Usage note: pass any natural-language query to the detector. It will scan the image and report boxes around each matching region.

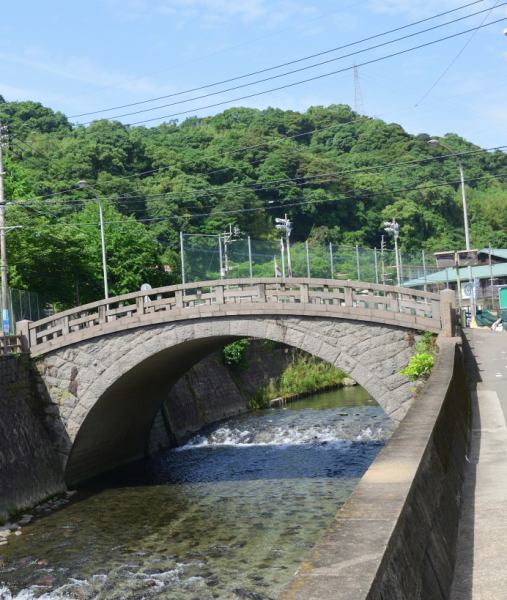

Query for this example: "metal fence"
[0,288,43,334]
[179,233,441,288]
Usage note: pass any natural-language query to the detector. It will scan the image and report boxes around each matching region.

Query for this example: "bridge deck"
[450,329,507,599]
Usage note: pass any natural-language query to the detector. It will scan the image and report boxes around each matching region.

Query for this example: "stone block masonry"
[0,355,65,522]
[36,316,416,483]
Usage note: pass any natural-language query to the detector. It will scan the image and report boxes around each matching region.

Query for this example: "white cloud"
[367,0,471,18]
[112,0,319,29]
[0,48,177,97]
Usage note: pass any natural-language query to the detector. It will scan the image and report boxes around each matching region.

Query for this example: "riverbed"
[0,386,393,600]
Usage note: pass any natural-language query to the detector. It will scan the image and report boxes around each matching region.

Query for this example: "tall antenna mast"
[353,64,365,115]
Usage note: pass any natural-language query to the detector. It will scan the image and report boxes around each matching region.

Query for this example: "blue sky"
[1,0,506,147]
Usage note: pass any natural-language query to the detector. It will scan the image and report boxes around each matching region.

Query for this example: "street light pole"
[77,180,109,300]
[0,124,8,334]
[428,139,470,251]
[275,215,293,277]
[428,138,475,320]
[384,218,401,286]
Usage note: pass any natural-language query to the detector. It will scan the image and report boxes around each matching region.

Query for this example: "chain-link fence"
[180,233,441,288]
[0,288,43,334]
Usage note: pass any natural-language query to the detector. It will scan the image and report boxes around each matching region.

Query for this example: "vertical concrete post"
[175,290,183,309]
[440,289,456,337]
[136,295,144,316]
[300,283,309,304]
[60,315,70,336]
[344,286,353,307]
[15,319,31,353]
[98,304,106,324]
[215,284,224,304]
[257,283,266,303]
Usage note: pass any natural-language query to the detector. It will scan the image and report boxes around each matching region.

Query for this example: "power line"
[9,171,507,230]
[415,0,501,106]
[5,117,368,203]
[70,0,485,119]
[8,145,507,210]
[80,6,505,124]
[71,2,360,103]
[121,18,507,127]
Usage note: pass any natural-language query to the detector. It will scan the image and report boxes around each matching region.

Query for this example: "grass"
[247,353,346,410]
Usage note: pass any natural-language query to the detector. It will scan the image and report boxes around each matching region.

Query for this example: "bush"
[223,339,250,368]
[401,352,434,380]
[279,356,345,397]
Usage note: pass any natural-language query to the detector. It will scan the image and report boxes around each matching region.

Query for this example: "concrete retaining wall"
[281,337,470,600]
[149,341,296,451]
[0,356,65,522]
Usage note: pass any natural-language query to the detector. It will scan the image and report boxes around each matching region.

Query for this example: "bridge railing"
[0,334,23,355]
[19,278,448,351]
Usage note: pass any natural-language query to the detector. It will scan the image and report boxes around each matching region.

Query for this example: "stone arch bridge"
[16,278,454,484]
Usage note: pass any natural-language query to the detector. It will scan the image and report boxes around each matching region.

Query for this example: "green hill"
[1,97,506,306]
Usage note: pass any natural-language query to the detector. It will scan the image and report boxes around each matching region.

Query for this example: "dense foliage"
[248,352,346,410]
[1,97,506,307]
[401,333,437,380]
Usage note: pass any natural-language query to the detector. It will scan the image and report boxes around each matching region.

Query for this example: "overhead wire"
[119,18,507,127]
[79,4,505,124]
[8,145,507,210]
[70,0,486,119]
[9,171,507,230]
[415,0,501,106]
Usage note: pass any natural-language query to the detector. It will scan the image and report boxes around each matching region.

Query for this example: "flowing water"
[0,386,394,600]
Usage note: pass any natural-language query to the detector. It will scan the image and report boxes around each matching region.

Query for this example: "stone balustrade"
[16,278,454,356]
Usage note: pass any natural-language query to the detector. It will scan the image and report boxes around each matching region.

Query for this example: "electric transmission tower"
[353,64,365,115]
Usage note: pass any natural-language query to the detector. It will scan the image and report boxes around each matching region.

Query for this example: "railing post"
[300,283,309,304]
[60,315,70,336]
[257,283,266,303]
[215,284,224,304]
[344,285,353,307]
[440,289,456,337]
[98,304,107,324]
[15,319,31,352]
[136,295,144,316]
[175,289,183,308]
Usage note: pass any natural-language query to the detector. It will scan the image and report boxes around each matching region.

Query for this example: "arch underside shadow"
[59,316,414,485]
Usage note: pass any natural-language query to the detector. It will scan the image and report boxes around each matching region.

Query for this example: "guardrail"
[16,278,452,353]
[0,335,23,355]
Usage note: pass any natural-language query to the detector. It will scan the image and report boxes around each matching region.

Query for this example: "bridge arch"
[37,314,415,484]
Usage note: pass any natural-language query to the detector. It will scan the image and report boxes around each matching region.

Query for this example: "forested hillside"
[1,96,506,307]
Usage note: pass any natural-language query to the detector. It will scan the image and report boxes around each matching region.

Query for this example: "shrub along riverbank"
[247,353,348,410]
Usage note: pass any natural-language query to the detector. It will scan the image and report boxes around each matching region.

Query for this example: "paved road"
[450,328,507,600]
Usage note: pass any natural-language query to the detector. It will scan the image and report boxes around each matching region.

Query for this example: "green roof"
[404,262,507,287]
[477,248,507,261]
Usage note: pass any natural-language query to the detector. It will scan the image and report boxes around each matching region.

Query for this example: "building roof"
[403,262,507,287]
[477,248,507,262]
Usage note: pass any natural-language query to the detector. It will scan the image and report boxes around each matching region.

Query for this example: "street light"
[220,223,241,278]
[428,138,470,251]
[275,215,293,277]
[383,218,401,286]
[428,138,476,319]
[77,180,109,300]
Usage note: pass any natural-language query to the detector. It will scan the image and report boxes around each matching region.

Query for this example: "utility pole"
[220,223,241,279]
[384,218,401,287]
[275,215,293,277]
[0,123,9,334]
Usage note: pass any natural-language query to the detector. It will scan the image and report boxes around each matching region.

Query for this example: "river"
[0,386,394,600]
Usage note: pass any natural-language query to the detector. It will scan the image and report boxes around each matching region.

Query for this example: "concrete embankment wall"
[281,337,470,600]
[149,341,294,450]
[0,356,65,522]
